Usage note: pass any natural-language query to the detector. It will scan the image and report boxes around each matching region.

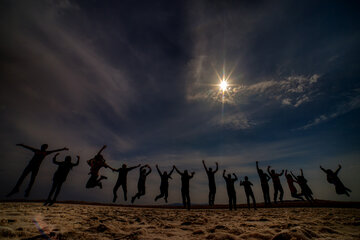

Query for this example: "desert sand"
[1,202,360,240]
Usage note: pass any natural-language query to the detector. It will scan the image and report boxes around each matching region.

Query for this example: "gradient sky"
[1,0,359,205]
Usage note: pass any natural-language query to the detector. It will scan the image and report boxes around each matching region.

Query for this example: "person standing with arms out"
[202,160,218,206]
[223,169,238,210]
[267,166,284,203]
[240,176,257,210]
[173,165,195,210]
[131,165,152,203]
[285,170,304,201]
[86,145,115,189]
[320,165,351,197]
[44,153,79,206]
[291,169,314,201]
[154,165,174,203]
[7,143,68,197]
[256,161,271,205]
[112,163,140,202]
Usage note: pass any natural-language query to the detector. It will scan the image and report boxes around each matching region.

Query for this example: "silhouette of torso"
[225,178,236,193]
[259,172,269,185]
[117,168,130,183]
[54,162,74,182]
[181,174,191,191]
[161,175,170,188]
[138,171,147,186]
[29,150,48,167]
[286,176,297,193]
[270,173,281,185]
[206,171,216,188]
[241,180,253,193]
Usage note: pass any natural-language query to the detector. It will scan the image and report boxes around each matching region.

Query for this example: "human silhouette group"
[7,143,352,209]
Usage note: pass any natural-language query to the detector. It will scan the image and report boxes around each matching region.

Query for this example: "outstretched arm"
[168,167,175,177]
[189,172,195,179]
[146,165,152,176]
[202,160,208,172]
[265,174,271,182]
[73,156,80,166]
[256,161,260,172]
[267,166,271,175]
[223,170,227,179]
[173,166,182,175]
[214,162,219,173]
[47,147,69,154]
[335,165,342,175]
[300,169,304,177]
[128,164,141,171]
[320,166,327,173]
[285,170,288,176]
[156,165,162,176]
[16,144,37,152]
[97,145,107,155]
[290,171,298,181]
[279,170,284,176]
[52,153,61,165]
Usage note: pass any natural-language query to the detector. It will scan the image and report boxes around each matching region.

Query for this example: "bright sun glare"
[220,79,228,92]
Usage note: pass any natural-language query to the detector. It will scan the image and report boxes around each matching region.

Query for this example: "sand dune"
[1,202,360,239]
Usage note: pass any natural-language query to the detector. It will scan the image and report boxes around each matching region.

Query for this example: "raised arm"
[168,167,175,177]
[128,164,141,171]
[214,162,219,173]
[320,166,327,173]
[16,144,37,152]
[202,160,208,172]
[156,165,162,176]
[173,166,182,175]
[146,165,152,176]
[189,172,195,179]
[97,145,107,155]
[47,147,69,154]
[223,170,227,179]
[290,171,298,181]
[233,173,238,181]
[300,169,304,177]
[285,170,288,176]
[256,161,260,172]
[265,173,271,181]
[52,153,61,165]
[335,164,341,175]
[279,169,284,176]
[267,166,271,175]
[72,156,80,166]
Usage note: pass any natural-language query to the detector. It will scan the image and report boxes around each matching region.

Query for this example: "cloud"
[299,91,360,130]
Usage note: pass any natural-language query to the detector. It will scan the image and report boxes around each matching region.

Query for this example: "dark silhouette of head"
[141,168,146,174]
[122,164,127,168]
[209,167,213,172]
[258,169,263,174]
[95,154,103,160]
[41,144,48,151]
[286,174,292,179]
[245,176,248,181]
[326,169,333,175]
[65,156,71,163]
[271,170,275,174]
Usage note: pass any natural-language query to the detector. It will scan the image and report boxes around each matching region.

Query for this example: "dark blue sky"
[1,0,359,204]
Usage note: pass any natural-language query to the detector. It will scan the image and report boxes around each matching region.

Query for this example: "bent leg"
[25,168,39,197]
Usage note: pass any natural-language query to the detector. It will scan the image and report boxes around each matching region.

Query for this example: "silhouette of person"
[320,165,351,196]
[174,166,195,210]
[154,165,174,203]
[7,144,68,197]
[202,160,218,206]
[256,161,271,205]
[131,165,152,203]
[86,145,114,189]
[223,170,237,210]
[285,170,304,201]
[44,154,79,206]
[291,169,314,201]
[112,163,140,202]
[240,176,256,210]
[267,166,284,203]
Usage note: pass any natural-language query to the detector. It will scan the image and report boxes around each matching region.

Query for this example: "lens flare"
[220,79,228,92]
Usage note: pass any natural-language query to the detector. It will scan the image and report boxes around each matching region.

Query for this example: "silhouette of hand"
[202,160,204,163]
[338,164,341,168]
[64,147,69,151]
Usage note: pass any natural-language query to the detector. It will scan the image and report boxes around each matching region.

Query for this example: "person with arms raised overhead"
[202,160,219,206]
[7,143,68,197]
[256,161,271,205]
[320,165,351,197]
[223,169,238,210]
[113,163,140,202]
[44,153,79,206]
[86,145,115,189]
[131,165,152,203]
[267,166,284,203]
[155,165,174,203]
[173,165,195,210]
[291,169,313,202]
[240,176,257,210]
[285,170,304,201]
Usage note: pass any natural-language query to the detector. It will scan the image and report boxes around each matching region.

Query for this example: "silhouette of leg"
[86,175,98,188]
[8,165,32,196]
[274,185,279,203]
[228,193,232,210]
[122,184,127,201]
[164,190,168,203]
[250,192,256,209]
[186,192,191,210]
[246,194,250,209]
[181,190,186,208]
[25,168,39,197]
[279,185,284,202]
[51,182,63,204]
[113,183,120,202]
[45,181,57,205]
[155,191,164,201]
[233,193,237,210]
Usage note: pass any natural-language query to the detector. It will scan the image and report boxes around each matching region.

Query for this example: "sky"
[1,0,359,205]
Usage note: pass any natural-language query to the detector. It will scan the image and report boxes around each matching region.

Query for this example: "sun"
[220,79,228,92]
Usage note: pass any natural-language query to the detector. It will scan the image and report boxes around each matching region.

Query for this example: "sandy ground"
[0,203,360,240]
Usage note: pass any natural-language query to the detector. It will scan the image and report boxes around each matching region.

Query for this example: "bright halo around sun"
[220,79,228,92]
